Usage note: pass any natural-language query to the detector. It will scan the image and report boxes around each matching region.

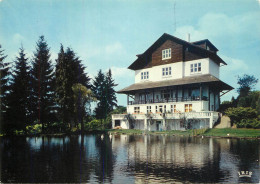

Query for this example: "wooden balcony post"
[127,94,129,105]
[208,87,210,111]
[153,90,154,103]
[176,86,178,102]
[200,83,202,100]
[213,91,216,111]
[144,91,146,104]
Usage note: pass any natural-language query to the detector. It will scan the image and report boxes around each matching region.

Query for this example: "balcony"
[128,96,208,105]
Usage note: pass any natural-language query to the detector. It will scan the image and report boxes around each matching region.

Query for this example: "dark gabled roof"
[128,33,226,70]
[192,39,219,51]
[117,74,233,94]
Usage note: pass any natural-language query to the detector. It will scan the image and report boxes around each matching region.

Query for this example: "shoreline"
[1,128,260,139]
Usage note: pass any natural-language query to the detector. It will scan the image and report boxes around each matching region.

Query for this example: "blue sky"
[0,0,260,106]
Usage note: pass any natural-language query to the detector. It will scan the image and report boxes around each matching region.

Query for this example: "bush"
[48,122,64,133]
[237,119,260,129]
[85,119,104,130]
[225,107,257,125]
[26,124,42,134]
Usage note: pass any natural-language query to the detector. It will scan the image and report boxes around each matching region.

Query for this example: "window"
[156,106,158,113]
[141,71,149,80]
[185,104,192,112]
[164,105,166,113]
[171,105,176,113]
[161,90,172,99]
[162,67,172,76]
[134,107,140,113]
[147,106,151,113]
[159,105,163,113]
[190,63,201,74]
[162,48,171,60]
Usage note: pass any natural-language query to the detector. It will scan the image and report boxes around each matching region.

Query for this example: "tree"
[30,36,56,132]
[92,70,107,120]
[55,46,91,130]
[105,69,118,113]
[6,46,31,133]
[0,45,10,133]
[72,83,96,132]
[92,69,118,123]
[225,107,257,126]
[237,74,258,97]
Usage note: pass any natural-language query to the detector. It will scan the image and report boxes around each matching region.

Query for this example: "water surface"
[0,134,259,183]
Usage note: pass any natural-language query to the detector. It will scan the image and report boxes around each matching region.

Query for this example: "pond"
[0,134,259,183]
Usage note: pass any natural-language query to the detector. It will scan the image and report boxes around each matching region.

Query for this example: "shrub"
[85,119,103,130]
[237,119,260,129]
[26,124,42,134]
[225,107,257,125]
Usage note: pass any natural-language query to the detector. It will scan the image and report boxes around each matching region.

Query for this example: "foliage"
[237,119,260,129]
[26,124,42,134]
[0,44,11,133]
[5,47,31,133]
[237,91,260,110]
[55,46,91,130]
[225,107,257,124]
[30,36,56,132]
[85,119,104,130]
[72,83,96,132]
[92,69,118,122]
[237,74,258,97]
[105,69,118,112]
[92,70,107,119]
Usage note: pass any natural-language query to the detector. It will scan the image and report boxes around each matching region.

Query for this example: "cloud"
[105,42,124,55]
[221,55,249,72]
[12,33,25,44]
[174,12,260,43]
[110,66,133,78]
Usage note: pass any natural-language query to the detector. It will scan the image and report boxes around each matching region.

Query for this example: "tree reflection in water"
[0,134,259,183]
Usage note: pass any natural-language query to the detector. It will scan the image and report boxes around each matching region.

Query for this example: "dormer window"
[141,71,149,80]
[190,63,201,74]
[162,48,171,60]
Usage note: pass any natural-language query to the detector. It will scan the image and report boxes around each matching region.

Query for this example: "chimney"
[186,33,190,42]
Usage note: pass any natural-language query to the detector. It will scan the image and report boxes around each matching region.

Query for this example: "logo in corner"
[238,171,253,178]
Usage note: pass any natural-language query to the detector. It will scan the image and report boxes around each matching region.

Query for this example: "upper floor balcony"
[128,96,208,105]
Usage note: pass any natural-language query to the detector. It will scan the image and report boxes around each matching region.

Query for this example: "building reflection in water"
[111,134,259,183]
[0,134,259,183]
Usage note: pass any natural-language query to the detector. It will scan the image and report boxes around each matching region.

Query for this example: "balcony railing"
[128,96,208,105]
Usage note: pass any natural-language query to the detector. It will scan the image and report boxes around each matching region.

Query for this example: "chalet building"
[112,33,233,131]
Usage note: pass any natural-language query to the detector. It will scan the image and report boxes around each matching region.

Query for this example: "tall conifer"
[6,47,31,133]
[55,46,91,129]
[30,36,55,132]
[0,45,10,133]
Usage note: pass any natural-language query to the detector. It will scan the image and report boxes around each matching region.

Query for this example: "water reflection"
[0,135,259,183]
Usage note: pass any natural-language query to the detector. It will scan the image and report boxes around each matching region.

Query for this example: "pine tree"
[92,69,118,123]
[6,47,31,133]
[55,46,91,130]
[105,69,118,113]
[0,45,10,133]
[30,36,55,132]
[92,70,107,119]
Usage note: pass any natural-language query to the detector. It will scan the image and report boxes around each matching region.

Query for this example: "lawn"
[203,128,260,138]
[107,128,260,138]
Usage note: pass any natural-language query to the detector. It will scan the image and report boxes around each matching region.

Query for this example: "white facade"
[112,34,231,131]
[135,58,219,83]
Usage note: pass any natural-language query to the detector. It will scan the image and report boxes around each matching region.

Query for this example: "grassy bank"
[107,128,260,138]
[203,128,260,138]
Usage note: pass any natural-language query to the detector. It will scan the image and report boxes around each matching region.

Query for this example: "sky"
[0,0,260,106]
